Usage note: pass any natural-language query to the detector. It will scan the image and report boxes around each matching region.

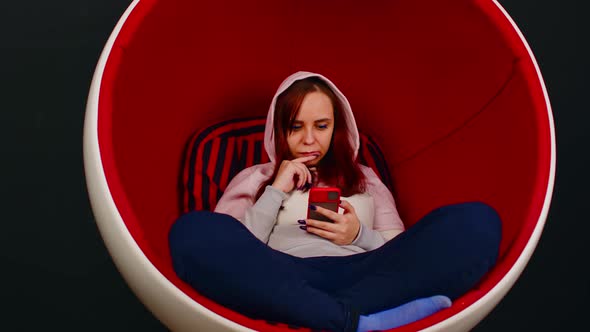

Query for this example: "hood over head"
[264,71,360,164]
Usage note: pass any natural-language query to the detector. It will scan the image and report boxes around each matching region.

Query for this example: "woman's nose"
[303,128,315,144]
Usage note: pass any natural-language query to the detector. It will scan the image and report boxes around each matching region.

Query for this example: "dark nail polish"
[299,225,307,230]
[309,204,317,210]
[297,219,306,224]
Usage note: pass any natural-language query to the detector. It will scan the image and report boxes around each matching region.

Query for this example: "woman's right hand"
[271,155,318,193]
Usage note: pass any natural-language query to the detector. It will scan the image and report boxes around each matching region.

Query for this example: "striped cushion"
[181,116,393,213]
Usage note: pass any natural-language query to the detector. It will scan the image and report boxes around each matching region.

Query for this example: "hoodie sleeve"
[242,185,287,243]
[350,222,385,250]
[214,164,283,243]
[362,166,405,232]
[214,166,259,221]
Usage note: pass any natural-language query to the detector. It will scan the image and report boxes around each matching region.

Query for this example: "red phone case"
[307,187,341,222]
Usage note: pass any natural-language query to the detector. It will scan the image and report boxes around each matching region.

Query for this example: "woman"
[169,72,501,332]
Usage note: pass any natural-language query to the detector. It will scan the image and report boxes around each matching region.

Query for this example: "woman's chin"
[304,158,321,167]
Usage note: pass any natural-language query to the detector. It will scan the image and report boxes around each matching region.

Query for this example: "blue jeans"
[169,202,501,332]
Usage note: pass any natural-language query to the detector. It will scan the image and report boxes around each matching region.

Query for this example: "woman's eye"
[317,124,328,129]
[291,125,302,130]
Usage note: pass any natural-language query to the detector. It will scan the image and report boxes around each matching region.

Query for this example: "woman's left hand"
[303,200,360,245]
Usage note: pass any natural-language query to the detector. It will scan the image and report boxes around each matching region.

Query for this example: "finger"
[304,165,313,184]
[292,160,312,185]
[285,161,303,188]
[275,161,297,191]
[305,219,338,232]
[292,154,319,164]
[299,162,312,185]
[308,167,318,185]
[306,226,337,240]
[292,163,309,188]
[339,200,356,214]
[311,204,341,222]
[295,170,305,189]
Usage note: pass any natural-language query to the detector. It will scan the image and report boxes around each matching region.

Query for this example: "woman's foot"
[357,295,452,332]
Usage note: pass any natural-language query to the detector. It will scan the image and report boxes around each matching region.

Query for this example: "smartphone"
[307,187,341,222]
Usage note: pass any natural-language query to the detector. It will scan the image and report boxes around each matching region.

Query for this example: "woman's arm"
[350,224,401,251]
[241,186,287,243]
[216,155,317,243]
[214,165,282,243]
[341,166,404,250]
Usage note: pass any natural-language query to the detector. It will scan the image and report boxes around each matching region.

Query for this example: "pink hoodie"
[215,71,404,233]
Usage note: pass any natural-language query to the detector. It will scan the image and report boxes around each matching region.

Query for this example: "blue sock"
[357,295,452,332]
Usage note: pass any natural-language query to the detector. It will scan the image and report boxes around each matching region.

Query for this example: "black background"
[2,0,588,330]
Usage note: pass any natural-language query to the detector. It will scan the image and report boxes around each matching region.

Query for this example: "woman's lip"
[301,152,320,156]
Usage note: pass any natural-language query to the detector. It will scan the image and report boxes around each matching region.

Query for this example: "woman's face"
[287,91,334,166]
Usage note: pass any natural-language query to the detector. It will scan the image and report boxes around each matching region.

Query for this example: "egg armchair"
[83,0,555,331]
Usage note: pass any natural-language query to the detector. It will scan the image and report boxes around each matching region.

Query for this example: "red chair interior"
[97,0,552,330]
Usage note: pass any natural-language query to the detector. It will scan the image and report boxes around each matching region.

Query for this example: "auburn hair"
[256,76,366,199]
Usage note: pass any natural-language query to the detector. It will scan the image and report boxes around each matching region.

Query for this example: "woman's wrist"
[351,223,386,250]
[265,185,289,200]
[271,181,292,193]
[348,222,363,245]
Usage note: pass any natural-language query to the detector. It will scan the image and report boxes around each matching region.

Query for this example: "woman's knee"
[170,210,249,247]
[444,202,502,260]
[168,211,235,277]
[169,211,227,252]
[170,210,206,238]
